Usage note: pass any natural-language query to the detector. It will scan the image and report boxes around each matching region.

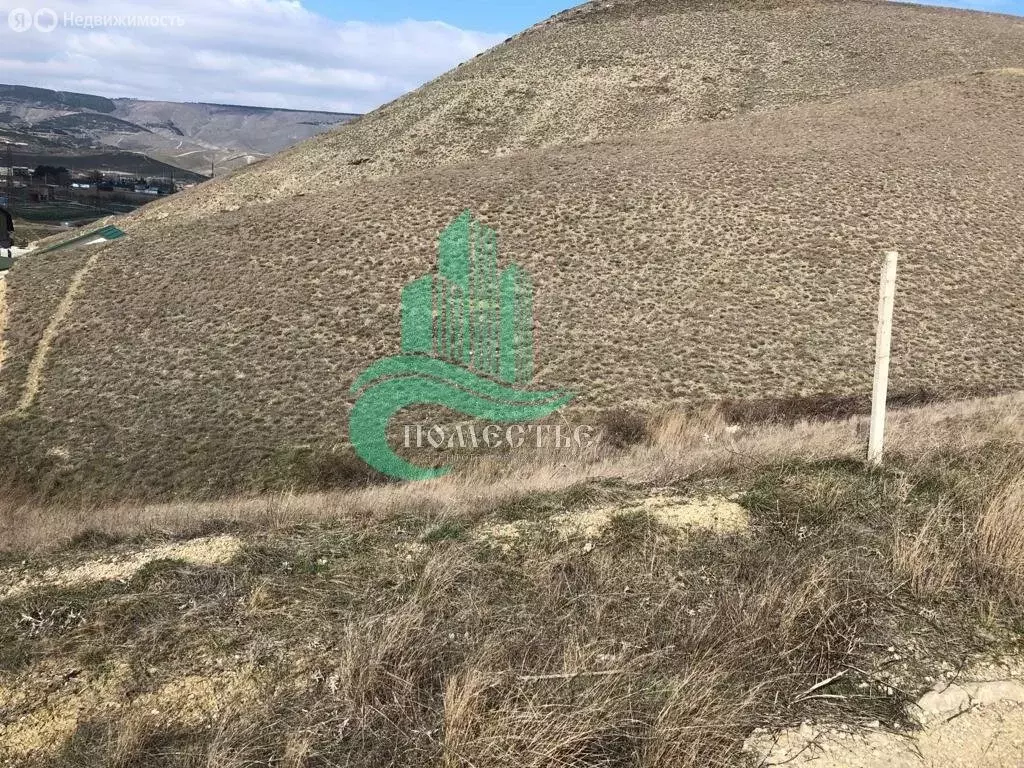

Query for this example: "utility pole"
[868,251,899,466]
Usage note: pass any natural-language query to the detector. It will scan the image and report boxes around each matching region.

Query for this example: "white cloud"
[0,0,507,112]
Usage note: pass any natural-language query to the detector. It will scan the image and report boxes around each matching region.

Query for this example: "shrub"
[597,408,649,449]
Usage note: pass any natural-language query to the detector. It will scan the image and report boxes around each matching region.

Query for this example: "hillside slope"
[126,0,1024,223]
[3,66,1023,497]
[1,0,1024,499]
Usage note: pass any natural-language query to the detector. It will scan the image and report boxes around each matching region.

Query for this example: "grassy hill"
[124,0,1024,221]
[1,0,1024,500]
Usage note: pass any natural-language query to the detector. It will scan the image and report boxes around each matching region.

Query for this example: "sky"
[0,0,1021,114]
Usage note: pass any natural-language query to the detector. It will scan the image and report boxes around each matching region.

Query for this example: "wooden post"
[868,251,898,466]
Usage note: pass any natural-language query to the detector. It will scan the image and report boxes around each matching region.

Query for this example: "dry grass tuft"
[977,466,1024,598]
[892,500,968,601]
[597,408,651,449]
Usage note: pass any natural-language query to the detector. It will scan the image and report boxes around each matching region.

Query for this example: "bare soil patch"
[478,493,748,548]
[748,661,1024,767]
[0,534,241,601]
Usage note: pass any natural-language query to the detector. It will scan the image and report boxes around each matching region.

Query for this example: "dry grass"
[892,499,968,600]
[0,527,872,766]
[1,391,1021,553]
[977,468,1024,595]
[2,399,1024,765]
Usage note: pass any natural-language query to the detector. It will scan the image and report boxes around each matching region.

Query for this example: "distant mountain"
[0,84,359,176]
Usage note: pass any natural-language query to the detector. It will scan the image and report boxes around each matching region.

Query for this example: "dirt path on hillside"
[16,249,100,412]
[0,277,7,374]
[0,243,107,414]
[0,247,34,378]
[747,660,1024,767]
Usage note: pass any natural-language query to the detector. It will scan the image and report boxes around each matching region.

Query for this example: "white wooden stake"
[868,251,898,466]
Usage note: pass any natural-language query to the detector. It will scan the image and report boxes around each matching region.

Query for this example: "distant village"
[0,163,193,225]
[3,164,191,198]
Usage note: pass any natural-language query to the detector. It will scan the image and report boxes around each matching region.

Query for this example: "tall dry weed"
[892,500,969,600]
[977,465,1024,596]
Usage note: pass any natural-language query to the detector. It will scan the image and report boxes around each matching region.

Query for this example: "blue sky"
[914,0,1024,13]
[0,0,1020,112]
[300,0,571,34]
[304,0,1022,31]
